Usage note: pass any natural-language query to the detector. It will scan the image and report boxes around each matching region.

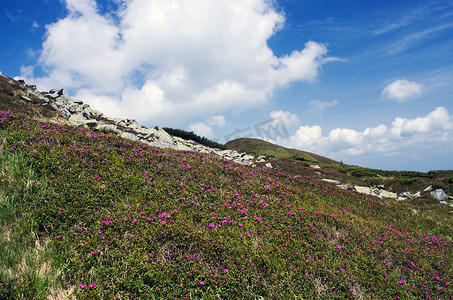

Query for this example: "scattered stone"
[430,189,448,201]
[423,185,433,192]
[311,165,321,169]
[440,201,448,205]
[265,163,273,168]
[337,184,349,190]
[413,191,421,198]
[321,179,340,185]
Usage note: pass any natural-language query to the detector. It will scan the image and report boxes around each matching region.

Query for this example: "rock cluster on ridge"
[14,81,268,167]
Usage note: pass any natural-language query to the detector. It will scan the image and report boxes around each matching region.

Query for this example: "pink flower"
[209,223,215,228]
[397,280,404,284]
[340,269,346,272]
[199,280,204,285]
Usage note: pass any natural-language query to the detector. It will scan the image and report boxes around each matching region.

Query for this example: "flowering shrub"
[0,112,451,299]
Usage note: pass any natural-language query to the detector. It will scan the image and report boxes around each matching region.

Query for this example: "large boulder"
[354,186,371,195]
[430,189,448,201]
[69,114,88,126]
[378,190,397,199]
[120,132,139,141]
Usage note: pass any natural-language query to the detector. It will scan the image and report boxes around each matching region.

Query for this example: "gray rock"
[401,191,413,198]
[82,106,102,118]
[97,124,118,132]
[337,184,349,190]
[321,179,340,185]
[45,93,60,100]
[378,190,397,199]
[440,201,448,205]
[68,104,82,114]
[59,108,71,119]
[354,186,371,195]
[84,119,99,128]
[20,95,32,102]
[68,114,87,125]
[120,132,139,141]
[423,185,433,192]
[430,189,448,201]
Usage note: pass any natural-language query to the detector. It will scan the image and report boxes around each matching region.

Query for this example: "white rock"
[265,163,273,168]
[423,185,433,192]
[321,179,340,185]
[430,189,448,201]
[120,132,139,141]
[311,165,321,169]
[97,124,118,132]
[354,186,371,195]
[20,95,32,101]
[68,114,87,125]
[378,190,397,199]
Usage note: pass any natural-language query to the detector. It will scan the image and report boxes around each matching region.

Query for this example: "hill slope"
[0,76,452,299]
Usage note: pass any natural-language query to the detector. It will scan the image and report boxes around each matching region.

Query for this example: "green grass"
[0,112,451,299]
[0,147,64,299]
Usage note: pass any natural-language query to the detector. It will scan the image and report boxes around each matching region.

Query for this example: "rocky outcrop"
[32,86,273,167]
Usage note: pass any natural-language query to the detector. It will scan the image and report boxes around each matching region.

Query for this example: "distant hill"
[0,74,452,299]
[226,137,338,164]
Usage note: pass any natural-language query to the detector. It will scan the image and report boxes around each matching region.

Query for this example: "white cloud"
[284,107,453,158]
[19,0,332,125]
[309,99,339,113]
[188,122,214,139]
[208,115,227,127]
[270,110,299,126]
[32,21,40,29]
[382,79,423,102]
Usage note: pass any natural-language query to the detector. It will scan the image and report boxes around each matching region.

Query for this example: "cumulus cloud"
[381,79,423,102]
[270,110,299,126]
[188,122,215,139]
[284,107,453,158]
[208,115,227,128]
[309,99,339,113]
[19,0,332,126]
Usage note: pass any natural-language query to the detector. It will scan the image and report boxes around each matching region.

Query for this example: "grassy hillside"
[227,138,453,196]
[0,77,452,299]
[226,138,337,165]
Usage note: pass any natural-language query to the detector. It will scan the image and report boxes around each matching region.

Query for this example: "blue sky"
[1,0,453,171]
